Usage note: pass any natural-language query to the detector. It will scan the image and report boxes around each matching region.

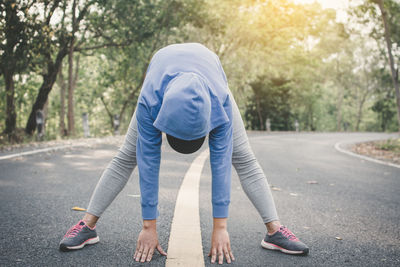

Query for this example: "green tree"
[245,76,293,131]
[93,0,206,131]
[374,0,400,131]
[24,0,206,135]
[0,1,37,140]
[351,0,400,130]
[25,0,94,135]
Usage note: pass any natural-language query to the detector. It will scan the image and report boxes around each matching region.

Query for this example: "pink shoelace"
[279,226,299,241]
[64,221,85,238]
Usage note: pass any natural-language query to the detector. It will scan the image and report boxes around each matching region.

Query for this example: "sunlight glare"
[293,0,348,10]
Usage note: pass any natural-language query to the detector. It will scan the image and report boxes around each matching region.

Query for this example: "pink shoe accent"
[278,226,299,241]
[64,220,86,238]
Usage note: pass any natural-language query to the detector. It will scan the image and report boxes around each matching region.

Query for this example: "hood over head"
[153,72,211,140]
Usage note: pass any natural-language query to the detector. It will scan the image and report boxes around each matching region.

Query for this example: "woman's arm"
[136,101,162,220]
[135,100,166,262]
[209,120,233,218]
[208,120,234,264]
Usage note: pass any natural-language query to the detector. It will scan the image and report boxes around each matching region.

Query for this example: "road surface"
[0,132,399,266]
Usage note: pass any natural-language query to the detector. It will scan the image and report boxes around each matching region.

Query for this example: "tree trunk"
[73,56,79,90]
[42,98,49,136]
[375,0,400,131]
[336,86,344,131]
[67,0,77,136]
[25,48,68,134]
[67,45,75,136]
[101,97,114,129]
[255,95,264,130]
[119,83,142,123]
[2,2,19,141]
[309,106,315,131]
[355,97,365,131]
[355,88,369,131]
[4,69,17,139]
[100,96,115,130]
[57,63,67,136]
[336,59,344,132]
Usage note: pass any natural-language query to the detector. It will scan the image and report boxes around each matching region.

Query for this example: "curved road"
[0,132,399,266]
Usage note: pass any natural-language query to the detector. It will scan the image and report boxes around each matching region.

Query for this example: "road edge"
[0,144,88,161]
[334,142,400,169]
[0,136,127,161]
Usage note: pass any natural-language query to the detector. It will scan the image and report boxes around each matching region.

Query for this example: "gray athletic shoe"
[59,220,99,251]
[261,226,309,255]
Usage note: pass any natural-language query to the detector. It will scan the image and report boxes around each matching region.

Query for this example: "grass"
[375,138,400,152]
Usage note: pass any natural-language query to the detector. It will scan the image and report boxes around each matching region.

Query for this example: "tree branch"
[75,0,96,24]
[45,0,61,26]
[100,96,114,129]
[73,54,80,88]
[74,40,134,52]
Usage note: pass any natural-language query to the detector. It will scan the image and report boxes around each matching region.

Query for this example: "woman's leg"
[230,94,280,233]
[84,111,139,226]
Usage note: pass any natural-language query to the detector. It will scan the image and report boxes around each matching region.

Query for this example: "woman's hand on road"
[134,220,167,262]
[208,218,235,264]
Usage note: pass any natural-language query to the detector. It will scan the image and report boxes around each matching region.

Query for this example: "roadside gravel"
[351,139,400,165]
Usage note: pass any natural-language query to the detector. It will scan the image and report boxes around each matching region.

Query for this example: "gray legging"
[87,95,279,224]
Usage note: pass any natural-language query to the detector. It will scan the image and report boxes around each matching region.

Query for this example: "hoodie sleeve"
[208,119,233,218]
[136,101,162,220]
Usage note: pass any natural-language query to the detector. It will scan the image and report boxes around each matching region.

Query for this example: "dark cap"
[166,134,206,154]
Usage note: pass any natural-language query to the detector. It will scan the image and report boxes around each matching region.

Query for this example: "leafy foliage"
[245,76,293,131]
[0,0,399,143]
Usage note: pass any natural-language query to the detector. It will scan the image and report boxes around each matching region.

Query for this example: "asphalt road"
[0,132,399,266]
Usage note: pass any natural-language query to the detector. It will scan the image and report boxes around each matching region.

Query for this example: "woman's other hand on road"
[208,218,235,264]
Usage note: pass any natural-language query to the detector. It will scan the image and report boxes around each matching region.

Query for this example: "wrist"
[143,219,157,230]
[213,217,227,230]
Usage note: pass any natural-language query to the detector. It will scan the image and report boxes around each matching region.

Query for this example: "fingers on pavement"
[210,247,217,263]
[157,244,167,256]
[146,248,155,262]
[224,245,232,264]
[209,246,234,264]
[140,246,149,262]
[134,243,143,262]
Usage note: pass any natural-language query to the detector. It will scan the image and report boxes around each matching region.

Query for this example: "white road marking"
[127,194,140,198]
[0,144,84,161]
[334,142,400,169]
[166,149,209,267]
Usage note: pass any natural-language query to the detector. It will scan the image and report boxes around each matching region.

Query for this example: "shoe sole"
[60,236,100,251]
[261,239,309,255]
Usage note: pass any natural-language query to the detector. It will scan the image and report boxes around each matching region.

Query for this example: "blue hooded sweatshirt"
[136,43,233,219]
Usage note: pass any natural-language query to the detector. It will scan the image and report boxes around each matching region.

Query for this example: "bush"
[376,138,400,152]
